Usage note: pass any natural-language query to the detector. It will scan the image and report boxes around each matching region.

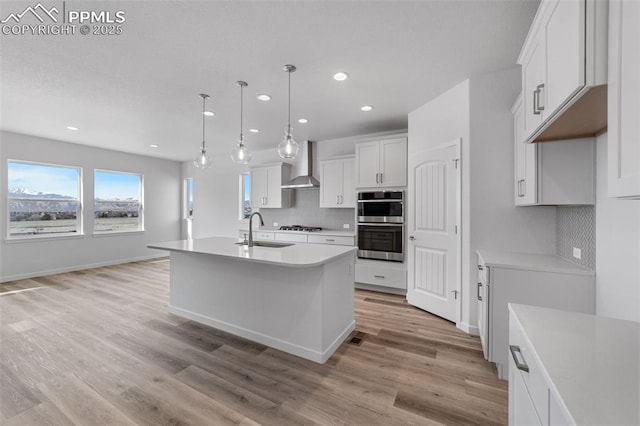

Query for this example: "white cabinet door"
[264,166,282,208]
[380,138,407,187]
[545,0,584,115]
[341,158,356,207]
[509,357,543,426]
[250,167,267,208]
[523,33,546,138]
[608,0,640,199]
[513,96,538,206]
[355,142,380,187]
[320,159,344,208]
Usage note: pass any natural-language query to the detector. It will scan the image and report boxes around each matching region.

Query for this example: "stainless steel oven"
[357,191,404,261]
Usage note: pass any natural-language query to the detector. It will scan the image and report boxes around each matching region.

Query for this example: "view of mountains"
[9,188,139,216]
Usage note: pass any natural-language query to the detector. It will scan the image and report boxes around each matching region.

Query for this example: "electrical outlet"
[273,222,278,227]
[573,247,582,260]
[343,224,350,229]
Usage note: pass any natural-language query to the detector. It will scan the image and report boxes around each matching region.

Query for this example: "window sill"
[5,233,85,244]
[92,230,145,237]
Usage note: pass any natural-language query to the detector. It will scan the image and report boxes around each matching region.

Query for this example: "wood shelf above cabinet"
[533,84,608,143]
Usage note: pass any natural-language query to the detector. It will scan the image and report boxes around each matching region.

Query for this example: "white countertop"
[477,249,594,276]
[509,304,640,426]
[239,226,355,237]
[148,237,356,268]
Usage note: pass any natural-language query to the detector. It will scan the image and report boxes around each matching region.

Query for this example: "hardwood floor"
[0,259,507,425]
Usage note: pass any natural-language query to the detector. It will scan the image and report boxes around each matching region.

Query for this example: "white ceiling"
[0,0,539,162]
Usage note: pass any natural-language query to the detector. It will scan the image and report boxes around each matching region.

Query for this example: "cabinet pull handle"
[536,83,545,111]
[509,345,530,373]
[326,239,335,242]
[376,173,379,184]
[380,173,383,183]
[374,274,385,279]
[517,179,525,197]
[477,282,483,301]
[521,179,526,196]
[336,195,340,204]
[533,89,541,115]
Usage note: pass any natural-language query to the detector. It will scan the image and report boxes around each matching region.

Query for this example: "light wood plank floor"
[0,259,507,425]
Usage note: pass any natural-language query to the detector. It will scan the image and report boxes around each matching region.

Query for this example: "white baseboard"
[355,282,407,296]
[458,321,479,336]
[0,253,168,283]
[170,305,354,364]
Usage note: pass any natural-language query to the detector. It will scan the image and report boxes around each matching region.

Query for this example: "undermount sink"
[235,241,294,248]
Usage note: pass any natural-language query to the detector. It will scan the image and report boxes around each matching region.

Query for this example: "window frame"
[6,159,83,240]
[239,172,252,221]
[183,177,193,220]
[93,169,144,235]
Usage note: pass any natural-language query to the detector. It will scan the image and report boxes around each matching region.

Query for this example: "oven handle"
[358,223,404,227]
[357,199,404,203]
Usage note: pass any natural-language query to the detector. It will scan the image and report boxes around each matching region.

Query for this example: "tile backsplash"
[258,188,355,231]
[556,205,595,270]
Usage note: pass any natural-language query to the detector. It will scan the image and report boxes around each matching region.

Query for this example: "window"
[184,178,193,219]
[7,160,81,238]
[240,172,251,219]
[94,170,142,233]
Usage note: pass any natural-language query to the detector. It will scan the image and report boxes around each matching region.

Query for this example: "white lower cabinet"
[477,250,595,379]
[354,259,407,292]
[274,232,308,243]
[307,234,355,246]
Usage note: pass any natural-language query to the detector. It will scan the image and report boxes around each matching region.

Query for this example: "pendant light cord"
[201,95,206,150]
[287,69,291,133]
[240,83,244,142]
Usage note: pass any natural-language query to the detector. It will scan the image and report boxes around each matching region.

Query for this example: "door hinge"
[452,159,460,169]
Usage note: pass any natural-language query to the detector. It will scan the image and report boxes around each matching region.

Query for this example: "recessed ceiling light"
[361,105,374,112]
[66,126,79,131]
[257,94,271,101]
[333,72,349,81]
[298,118,309,124]
[203,111,215,116]
[249,128,260,133]
[149,144,159,148]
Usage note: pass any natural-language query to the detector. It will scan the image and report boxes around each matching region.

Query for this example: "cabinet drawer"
[274,232,308,243]
[509,312,548,423]
[355,264,406,289]
[254,231,274,241]
[307,234,354,246]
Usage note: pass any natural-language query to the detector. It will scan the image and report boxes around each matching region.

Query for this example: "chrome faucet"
[248,212,264,247]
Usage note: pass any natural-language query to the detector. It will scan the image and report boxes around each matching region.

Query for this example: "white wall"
[595,133,640,322]
[408,68,557,333]
[0,131,182,282]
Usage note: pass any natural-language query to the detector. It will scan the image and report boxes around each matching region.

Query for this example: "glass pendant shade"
[277,125,299,159]
[194,143,213,168]
[231,136,252,164]
[231,81,251,164]
[194,93,213,169]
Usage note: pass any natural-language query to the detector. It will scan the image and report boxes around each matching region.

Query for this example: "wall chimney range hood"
[281,140,320,189]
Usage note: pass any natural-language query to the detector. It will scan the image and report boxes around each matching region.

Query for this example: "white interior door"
[407,141,460,322]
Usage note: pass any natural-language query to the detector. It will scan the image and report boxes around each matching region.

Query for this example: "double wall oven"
[357,191,404,262]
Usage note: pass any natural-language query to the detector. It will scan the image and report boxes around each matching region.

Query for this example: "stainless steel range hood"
[281,140,320,189]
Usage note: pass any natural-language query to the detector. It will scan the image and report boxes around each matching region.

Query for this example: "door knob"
[409,236,415,241]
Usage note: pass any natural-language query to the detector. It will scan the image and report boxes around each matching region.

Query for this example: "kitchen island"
[148,237,356,363]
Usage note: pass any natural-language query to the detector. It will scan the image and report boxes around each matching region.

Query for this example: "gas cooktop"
[278,225,322,232]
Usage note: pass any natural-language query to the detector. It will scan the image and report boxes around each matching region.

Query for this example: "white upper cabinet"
[517,0,608,144]
[250,163,291,209]
[319,157,355,208]
[513,94,595,206]
[355,137,407,188]
[608,0,640,199]
[513,95,538,205]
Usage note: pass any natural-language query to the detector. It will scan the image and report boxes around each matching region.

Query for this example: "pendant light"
[231,81,252,164]
[194,93,213,169]
[277,64,299,159]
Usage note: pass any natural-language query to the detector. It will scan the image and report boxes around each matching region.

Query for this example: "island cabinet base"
[168,251,356,364]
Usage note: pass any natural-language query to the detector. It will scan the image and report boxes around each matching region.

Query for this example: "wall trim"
[0,253,168,283]
[458,321,479,336]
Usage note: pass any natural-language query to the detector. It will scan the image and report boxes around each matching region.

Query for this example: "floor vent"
[348,333,366,346]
